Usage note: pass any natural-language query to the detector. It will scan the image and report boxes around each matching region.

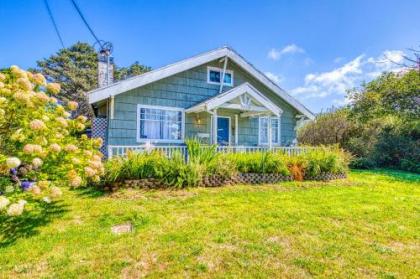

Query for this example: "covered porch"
[185,82,283,148]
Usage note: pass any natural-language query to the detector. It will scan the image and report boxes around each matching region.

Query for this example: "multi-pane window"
[138,106,183,141]
[259,117,280,145]
[207,67,233,86]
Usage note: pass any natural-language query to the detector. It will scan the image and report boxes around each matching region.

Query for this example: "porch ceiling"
[186,82,282,117]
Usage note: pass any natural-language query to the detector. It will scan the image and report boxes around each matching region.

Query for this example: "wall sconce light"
[195,114,201,125]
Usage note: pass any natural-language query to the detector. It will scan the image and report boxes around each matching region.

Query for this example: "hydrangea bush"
[0,66,104,216]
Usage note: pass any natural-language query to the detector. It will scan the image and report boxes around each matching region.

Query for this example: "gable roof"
[88,46,314,119]
[186,82,282,117]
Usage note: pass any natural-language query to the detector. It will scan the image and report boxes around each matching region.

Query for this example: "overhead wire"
[44,0,65,48]
[70,0,103,49]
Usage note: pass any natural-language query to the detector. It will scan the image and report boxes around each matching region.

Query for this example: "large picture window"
[207,66,234,86]
[137,105,184,142]
[258,117,280,145]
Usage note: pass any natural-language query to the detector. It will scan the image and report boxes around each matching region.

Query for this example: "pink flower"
[77,115,87,123]
[64,144,78,153]
[56,117,68,127]
[84,167,96,177]
[24,144,42,154]
[67,101,78,111]
[34,92,50,103]
[31,185,42,195]
[33,73,46,86]
[30,119,46,130]
[17,78,32,91]
[32,157,43,168]
[46,83,60,94]
[50,186,62,198]
[49,143,61,153]
[93,138,103,148]
[17,78,33,91]
[37,181,49,189]
[69,176,82,187]
[7,202,25,216]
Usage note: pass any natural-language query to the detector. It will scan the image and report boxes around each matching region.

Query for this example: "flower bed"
[102,140,351,191]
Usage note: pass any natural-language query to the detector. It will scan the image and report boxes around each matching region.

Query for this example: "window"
[207,67,234,86]
[137,105,184,142]
[259,117,281,145]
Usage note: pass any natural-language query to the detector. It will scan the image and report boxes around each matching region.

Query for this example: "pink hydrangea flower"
[30,119,46,130]
[67,101,78,111]
[46,83,60,94]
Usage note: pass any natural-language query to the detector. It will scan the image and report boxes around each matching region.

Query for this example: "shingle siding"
[108,59,298,146]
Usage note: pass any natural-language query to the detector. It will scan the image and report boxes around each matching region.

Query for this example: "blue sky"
[1,0,419,112]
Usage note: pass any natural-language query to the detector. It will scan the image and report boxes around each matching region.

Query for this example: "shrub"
[0,66,103,216]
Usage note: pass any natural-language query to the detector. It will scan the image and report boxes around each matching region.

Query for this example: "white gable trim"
[186,83,282,117]
[88,47,314,119]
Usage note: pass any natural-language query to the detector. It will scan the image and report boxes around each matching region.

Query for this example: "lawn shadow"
[72,186,105,198]
[0,200,69,248]
[353,169,420,183]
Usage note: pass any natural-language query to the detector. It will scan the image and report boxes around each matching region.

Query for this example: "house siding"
[108,60,298,146]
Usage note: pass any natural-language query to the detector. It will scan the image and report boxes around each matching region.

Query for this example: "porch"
[185,82,283,148]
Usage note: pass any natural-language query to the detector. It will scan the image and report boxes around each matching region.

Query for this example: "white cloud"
[267,44,305,60]
[290,50,406,105]
[333,57,344,63]
[265,72,283,84]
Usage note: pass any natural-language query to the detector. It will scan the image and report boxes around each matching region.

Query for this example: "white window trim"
[217,116,232,146]
[207,66,234,87]
[136,104,185,143]
[258,116,281,146]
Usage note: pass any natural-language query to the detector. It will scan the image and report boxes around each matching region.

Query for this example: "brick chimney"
[97,53,114,88]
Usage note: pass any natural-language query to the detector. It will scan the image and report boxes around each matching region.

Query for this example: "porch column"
[234,114,239,146]
[268,116,272,150]
[212,109,218,144]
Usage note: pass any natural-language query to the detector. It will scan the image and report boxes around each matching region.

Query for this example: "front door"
[217,117,230,145]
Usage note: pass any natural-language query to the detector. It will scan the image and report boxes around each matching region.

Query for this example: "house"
[88,46,314,156]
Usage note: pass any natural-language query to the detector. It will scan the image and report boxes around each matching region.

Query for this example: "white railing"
[107,145,312,159]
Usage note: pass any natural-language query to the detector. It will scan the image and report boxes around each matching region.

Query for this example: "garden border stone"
[105,172,347,191]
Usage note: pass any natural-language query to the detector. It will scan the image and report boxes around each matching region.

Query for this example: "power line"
[70,0,103,48]
[44,0,65,48]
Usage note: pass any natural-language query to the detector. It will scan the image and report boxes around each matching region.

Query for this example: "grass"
[0,170,419,278]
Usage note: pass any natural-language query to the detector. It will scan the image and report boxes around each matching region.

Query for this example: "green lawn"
[1,170,419,278]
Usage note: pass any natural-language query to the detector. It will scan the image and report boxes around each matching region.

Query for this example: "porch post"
[110,95,115,120]
[212,109,218,144]
[268,116,272,150]
[234,114,239,146]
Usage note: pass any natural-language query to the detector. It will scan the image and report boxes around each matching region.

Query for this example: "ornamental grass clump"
[300,145,351,178]
[223,152,289,175]
[103,150,169,184]
[0,66,104,216]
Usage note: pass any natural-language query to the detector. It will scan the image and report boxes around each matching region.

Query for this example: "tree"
[348,69,420,121]
[114,61,151,81]
[299,69,419,172]
[35,42,150,118]
[36,42,97,117]
[297,108,356,147]
[0,66,104,216]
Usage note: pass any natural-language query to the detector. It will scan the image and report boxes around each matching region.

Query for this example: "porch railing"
[107,145,313,159]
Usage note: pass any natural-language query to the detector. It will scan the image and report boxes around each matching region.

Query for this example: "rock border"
[105,172,347,191]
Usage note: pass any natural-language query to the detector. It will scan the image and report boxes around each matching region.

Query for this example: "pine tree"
[35,42,150,118]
